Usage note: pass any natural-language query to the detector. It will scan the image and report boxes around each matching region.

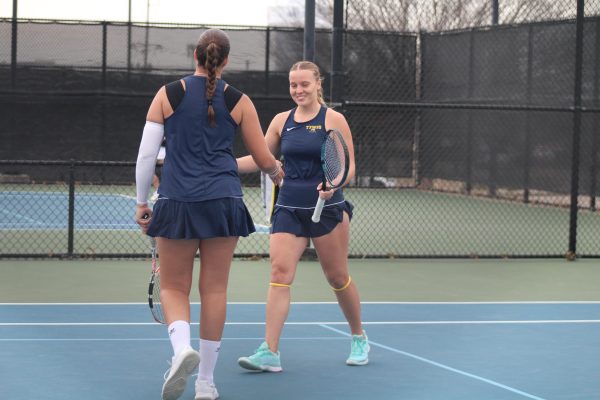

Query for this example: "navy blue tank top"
[159,76,242,202]
[277,106,345,208]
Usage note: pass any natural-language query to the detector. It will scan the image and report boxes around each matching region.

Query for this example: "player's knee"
[326,274,350,290]
[270,262,294,285]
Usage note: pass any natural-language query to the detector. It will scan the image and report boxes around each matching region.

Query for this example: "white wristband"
[266,161,281,179]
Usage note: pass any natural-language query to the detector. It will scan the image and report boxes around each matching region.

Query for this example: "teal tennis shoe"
[346,331,370,366]
[238,342,282,372]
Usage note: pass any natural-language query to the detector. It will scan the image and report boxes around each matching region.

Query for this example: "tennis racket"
[311,129,350,223]
[148,236,165,324]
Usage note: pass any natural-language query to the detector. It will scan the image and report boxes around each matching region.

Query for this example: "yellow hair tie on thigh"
[270,282,291,288]
[331,276,352,292]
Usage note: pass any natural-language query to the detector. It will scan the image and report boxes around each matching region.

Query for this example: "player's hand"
[317,182,335,200]
[135,204,152,233]
[268,160,284,186]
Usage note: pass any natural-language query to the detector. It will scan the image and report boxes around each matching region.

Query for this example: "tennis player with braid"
[237,61,369,372]
[135,29,283,400]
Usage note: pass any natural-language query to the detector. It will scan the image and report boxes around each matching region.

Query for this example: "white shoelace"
[163,359,173,380]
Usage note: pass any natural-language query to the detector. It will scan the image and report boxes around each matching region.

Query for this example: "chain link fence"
[1,0,600,258]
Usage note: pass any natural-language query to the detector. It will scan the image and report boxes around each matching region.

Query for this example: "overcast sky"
[0,0,304,26]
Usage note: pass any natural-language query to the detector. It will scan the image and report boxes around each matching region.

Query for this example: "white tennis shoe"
[195,379,219,400]
[162,346,200,400]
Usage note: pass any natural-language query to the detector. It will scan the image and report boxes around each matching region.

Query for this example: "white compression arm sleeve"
[136,121,164,204]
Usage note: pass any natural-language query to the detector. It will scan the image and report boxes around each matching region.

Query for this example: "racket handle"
[312,198,326,223]
[148,236,156,252]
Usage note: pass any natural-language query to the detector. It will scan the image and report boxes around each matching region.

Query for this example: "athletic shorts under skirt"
[270,200,353,238]
[147,197,255,239]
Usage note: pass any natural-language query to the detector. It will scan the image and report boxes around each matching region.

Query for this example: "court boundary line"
[321,324,547,400]
[3,320,600,327]
[0,336,342,342]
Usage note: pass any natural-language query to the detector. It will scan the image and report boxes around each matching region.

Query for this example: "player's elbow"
[346,166,356,185]
[136,151,155,165]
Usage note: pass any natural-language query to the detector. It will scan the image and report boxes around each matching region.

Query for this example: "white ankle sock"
[167,320,191,356]
[198,339,221,384]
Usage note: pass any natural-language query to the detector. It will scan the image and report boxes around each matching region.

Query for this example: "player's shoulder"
[325,106,345,119]
[233,91,253,107]
[268,110,293,134]
[275,109,293,121]
[163,79,186,110]
[324,106,348,126]
[224,83,245,111]
[155,78,182,100]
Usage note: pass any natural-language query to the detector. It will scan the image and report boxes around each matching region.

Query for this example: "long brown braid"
[196,29,231,127]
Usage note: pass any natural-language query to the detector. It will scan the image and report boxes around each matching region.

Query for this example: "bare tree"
[345,0,590,32]
[272,0,597,33]
[267,1,334,73]
[344,0,486,32]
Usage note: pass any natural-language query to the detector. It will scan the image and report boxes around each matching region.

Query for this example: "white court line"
[118,194,137,202]
[0,209,44,225]
[0,336,345,342]
[2,319,600,327]
[320,324,547,400]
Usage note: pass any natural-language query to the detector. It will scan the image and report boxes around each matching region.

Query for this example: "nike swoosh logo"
[286,126,300,132]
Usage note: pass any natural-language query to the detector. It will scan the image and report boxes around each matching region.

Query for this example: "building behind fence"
[1,0,600,258]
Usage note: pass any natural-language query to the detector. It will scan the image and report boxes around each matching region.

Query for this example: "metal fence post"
[414,30,425,187]
[465,29,475,194]
[67,160,76,257]
[102,21,108,91]
[567,0,585,260]
[523,25,534,204]
[127,0,132,81]
[488,0,500,198]
[304,0,315,61]
[492,0,499,25]
[265,27,270,96]
[11,0,18,90]
[588,19,600,211]
[330,0,344,105]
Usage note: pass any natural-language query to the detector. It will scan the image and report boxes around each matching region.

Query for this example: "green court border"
[1,258,598,303]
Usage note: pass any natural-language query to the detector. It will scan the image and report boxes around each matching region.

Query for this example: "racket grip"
[312,198,326,223]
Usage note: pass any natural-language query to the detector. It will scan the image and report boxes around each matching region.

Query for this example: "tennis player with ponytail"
[135,29,283,400]
[237,61,369,372]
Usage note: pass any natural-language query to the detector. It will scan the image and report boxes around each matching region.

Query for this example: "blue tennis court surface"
[0,191,272,233]
[1,302,599,400]
[0,191,138,230]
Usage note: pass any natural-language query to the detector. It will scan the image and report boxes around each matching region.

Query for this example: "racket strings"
[150,274,164,323]
[323,135,346,187]
[149,237,165,324]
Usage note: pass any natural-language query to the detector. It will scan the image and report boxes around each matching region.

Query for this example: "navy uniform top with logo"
[147,75,255,239]
[272,105,353,237]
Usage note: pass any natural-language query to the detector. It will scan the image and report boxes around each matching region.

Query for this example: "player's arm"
[325,109,356,187]
[135,88,167,227]
[237,112,284,173]
[236,96,284,184]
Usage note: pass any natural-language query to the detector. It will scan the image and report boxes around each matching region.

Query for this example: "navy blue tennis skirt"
[147,196,255,239]
[271,200,353,238]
